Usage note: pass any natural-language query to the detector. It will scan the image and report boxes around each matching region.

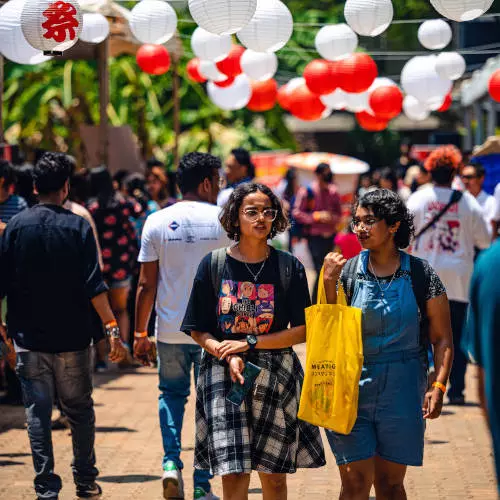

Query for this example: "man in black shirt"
[0,152,126,500]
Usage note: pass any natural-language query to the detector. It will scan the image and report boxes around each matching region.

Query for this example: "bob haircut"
[220,182,289,241]
[354,188,415,249]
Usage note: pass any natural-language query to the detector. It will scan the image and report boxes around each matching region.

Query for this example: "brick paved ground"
[0,348,497,500]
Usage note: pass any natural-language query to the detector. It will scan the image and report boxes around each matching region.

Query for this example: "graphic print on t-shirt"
[421,201,461,254]
[218,280,275,335]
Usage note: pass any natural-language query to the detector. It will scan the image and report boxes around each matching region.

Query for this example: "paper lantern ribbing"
[356,111,388,132]
[403,95,430,122]
[488,70,500,102]
[304,60,338,96]
[0,0,51,65]
[186,58,207,83]
[136,44,171,75]
[237,0,293,53]
[247,79,278,112]
[191,27,231,63]
[430,0,494,22]
[369,85,403,120]
[401,56,452,105]
[344,0,394,37]
[188,0,257,35]
[130,0,177,45]
[337,53,378,94]
[79,13,109,44]
[21,0,83,54]
[198,60,226,82]
[289,84,327,121]
[418,19,452,50]
[320,89,348,110]
[315,24,358,62]
[437,93,452,112]
[207,74,252,111]
[241,50,278,81]
[435,52,466,81]
[216,45,245,78]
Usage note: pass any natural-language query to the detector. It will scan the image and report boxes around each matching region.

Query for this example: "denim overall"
[327,250,428,466]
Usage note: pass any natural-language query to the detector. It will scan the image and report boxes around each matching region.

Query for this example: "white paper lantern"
[425,95,447,111]
[188,0,257,35]
[237,0,293,53]
[320,89,348,110]
[130,0,177,45]
[198,60,226,82]
[191,27,231,63]
[79,13,109,44]
[344,90,370,113]
[344,0,394,37]
[21,0,83,54]
[435,52,466,81]
[369,77,398,92]
[0,0,51,64]
[430,0,494,22]
[241,50,278,81]
[401,55,452,104]
[418,19,452,50]
[403,95,430,121]
[207,74,252,111]
[315,24,358,61]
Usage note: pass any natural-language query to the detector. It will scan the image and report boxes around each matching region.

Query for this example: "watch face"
[248,335,258,346]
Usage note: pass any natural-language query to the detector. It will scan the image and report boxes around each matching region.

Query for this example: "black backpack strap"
[210,248,227,297]
[340,255,360,306]
[277,249,294,295]
[409,255,431,351]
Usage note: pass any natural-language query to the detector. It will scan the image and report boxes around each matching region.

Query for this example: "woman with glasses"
[322,189,453,500]
[182,183,325,500]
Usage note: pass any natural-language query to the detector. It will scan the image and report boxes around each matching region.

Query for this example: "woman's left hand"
[218,340,249,360]
[423,388,444,419]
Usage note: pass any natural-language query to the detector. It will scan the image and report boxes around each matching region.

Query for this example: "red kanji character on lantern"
[42,1,79,43]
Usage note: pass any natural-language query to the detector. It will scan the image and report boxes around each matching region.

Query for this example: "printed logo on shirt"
[169,221,180,231]
[218,280,275,335]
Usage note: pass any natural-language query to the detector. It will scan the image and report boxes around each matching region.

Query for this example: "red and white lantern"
[21,0,83,54]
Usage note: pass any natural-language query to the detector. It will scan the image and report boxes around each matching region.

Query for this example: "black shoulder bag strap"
[277,250,294,295]
[340,255,360,306]
[415,190,463,239]
[409,255,430,352]
[210,247,227,297]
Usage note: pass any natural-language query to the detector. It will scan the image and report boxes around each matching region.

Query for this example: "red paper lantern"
[337,53,378,94]
[136,44,171,75]
[369,86,403,120]
[186,58,206,83]
[304,59,338,96]
[356,111,388,132]
[277,84,292,110]
[489,70,500,102]
[216,45,245,78]
[289,84,327,121]
[247,79,278,112]
[214,76,235,88]
[437,93,453,112]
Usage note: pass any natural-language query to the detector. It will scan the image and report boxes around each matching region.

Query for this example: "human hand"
[109,338,127,364]
[0,220,5,237]
[323,252,348,283]
[0,324,16,371]
[423,388,444,419]
[218,340,249,360]
[133,337,155,366]
[314,211,333,224]
[229,356,245,384]
[205,338,223,358]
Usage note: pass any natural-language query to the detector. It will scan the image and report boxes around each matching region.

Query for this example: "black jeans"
[308,235,335,303]
[16,348,98,500]
[447,301,469,400]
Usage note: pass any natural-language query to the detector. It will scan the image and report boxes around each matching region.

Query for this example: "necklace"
[237,244,269,283]
[368,256,399,298]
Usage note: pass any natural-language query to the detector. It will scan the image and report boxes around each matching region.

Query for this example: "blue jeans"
[157,342,212,492]
[16,348,97,500]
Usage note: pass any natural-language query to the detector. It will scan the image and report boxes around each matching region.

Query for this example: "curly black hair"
[354,188,415,249]
[220,183,289,241]
[33,152,72,195]
[177,152,221,195]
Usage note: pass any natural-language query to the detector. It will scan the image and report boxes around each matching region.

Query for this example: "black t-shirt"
[0,204,108,353]
[181,248,311,341]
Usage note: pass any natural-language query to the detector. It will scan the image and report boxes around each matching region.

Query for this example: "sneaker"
[162,461,184,499]
[94,361,107,373]
[76,482,102,498]
[194,487,220,500]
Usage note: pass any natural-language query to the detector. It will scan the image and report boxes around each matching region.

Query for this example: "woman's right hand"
[229,356,245,385]
[323,252,348,283]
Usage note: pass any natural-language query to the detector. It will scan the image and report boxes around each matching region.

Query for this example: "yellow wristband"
[134,331,148,339]
[432,382,447,394]
[105,320,118,329]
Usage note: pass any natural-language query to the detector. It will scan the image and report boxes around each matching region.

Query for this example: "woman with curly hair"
[182,182,325,500]
[323,189,454,500]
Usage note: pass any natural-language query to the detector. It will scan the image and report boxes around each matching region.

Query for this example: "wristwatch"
[246,334,258,351]
[105,324,121,340]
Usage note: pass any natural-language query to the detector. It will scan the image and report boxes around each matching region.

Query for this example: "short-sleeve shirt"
[181,248,311,342]
[0,194,28,224]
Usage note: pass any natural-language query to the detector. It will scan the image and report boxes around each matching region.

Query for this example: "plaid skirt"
[194,348,326,476]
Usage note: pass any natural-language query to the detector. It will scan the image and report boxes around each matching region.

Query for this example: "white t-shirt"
[217,187,234,207]
[475,190,497,237]
[139,201,231,344]
[407,186,491,303]
[494,183,500,221]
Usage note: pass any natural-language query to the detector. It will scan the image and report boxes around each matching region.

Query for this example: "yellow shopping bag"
[298,267,363,435]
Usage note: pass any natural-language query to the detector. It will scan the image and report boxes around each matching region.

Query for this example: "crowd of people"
[0,142,499,500]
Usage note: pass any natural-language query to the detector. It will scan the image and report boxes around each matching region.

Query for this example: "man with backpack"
[407,145,491,405]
